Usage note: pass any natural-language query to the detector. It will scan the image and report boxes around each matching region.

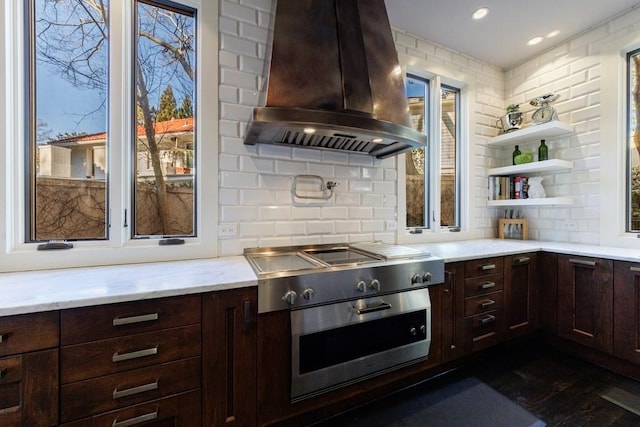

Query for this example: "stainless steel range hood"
[243,0,427,159]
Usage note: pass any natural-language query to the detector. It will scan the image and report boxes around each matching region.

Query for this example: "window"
[405,74,461,231]
[2,0,217,271]
[628,47,640,232]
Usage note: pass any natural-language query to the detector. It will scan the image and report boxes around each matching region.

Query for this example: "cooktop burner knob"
[282,290,297,305]
[411,273,423,285]
[356,281,367,292]
[368,279,381,291]
[410,327,417,336]
[302,288,314,300]
[422,272,432,283]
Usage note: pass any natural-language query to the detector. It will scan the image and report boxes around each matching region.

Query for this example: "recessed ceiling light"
[303,127,316,134]
[527,36,544,46]
[372,138,383,143]
[547,30,560,38]
[472,7,489,20]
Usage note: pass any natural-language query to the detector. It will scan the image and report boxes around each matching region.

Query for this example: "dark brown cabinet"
[504,253,538,338]
[203,287,257,427]
[441,262,465,362]
[0,311,59,427]
[462,257,505,353]
[60,295,202,426]
[557,255,613,353]
[613,261,640,364]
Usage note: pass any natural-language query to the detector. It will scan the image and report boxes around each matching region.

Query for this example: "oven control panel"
[260,257,445,312]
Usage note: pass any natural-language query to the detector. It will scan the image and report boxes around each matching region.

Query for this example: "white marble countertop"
[4,239,640,317]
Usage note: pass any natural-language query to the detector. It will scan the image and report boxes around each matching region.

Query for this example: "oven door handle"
[351,302,392,315]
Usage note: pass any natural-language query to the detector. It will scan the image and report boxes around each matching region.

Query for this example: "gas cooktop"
[244,242,430,277]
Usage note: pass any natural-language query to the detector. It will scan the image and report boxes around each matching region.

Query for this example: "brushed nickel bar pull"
[112,346,158,363]
[113,313,158,326]
[569,259,596,267]
[112,410,158,427]
[480,300,496,308]
[481,264,496,270]
[113,380,158,399]
[630,266,640,272]
[479,315,496,325]
[480,281,496,290]
[351,302,392,315]
[516,257,530,264]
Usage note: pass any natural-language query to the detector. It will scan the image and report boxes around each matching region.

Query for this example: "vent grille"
[279,131,375,153]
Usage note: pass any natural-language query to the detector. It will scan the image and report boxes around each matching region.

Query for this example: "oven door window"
[299,310,427,374]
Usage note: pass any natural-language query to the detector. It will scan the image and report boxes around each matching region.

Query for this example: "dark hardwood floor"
[316,338,640,426]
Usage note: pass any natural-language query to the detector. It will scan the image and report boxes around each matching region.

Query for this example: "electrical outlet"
[560,220,578,231]
[217,224,237,236]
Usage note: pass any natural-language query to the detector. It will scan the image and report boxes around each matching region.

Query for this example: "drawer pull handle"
[481,264,496,271]
[630,266,640,272]
[569,258,596,267]
[113,380,158,399]
[112,410,158,427]
[351,302,392,315]
[113,313,158,326]
[480,281,496,290]
[112,346,158,363]
[480,300,495,308]
[0,334,8,343]
[479,315,496,325]
[516,257,530,264]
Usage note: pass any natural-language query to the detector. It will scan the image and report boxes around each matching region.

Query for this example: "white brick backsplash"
[219,50,238,69]
[219,189,239,205]
[335,165,360,178]
[362,220,384,233]
[221,69,257,90]
[373,207,396,220]
[241,221,275,237]
[259,174,291,190]
[259,206,291,220]
[321,150,350,165]
[373,181,395,194]
[275,221,306,236]
[221,1,258,24]
[292,148,323,162]
[219,85,239,103]
[221,33,259,58]
[240,156,274,173]
[335,220,361,234]
[307,221,334,235]
[320,207,349,220]
[275,159,307,175]
[221,102,253,122]
[307,163,334,177]
[219,120,239,137]
[221,205,258,221]
[239,22,269,42]
[349,180,372,192]
[240,189,275,205]
[334,193,360,206]
[219,16,239,36]
[218,154,239,170]
[220,171,258,188]
[291,206,321,220]
[349,207,373,220]
[241,0,273,12]
[362,167,383,180]
[239,89,260,106]
[362,194,384,207]
[257,143,292,159]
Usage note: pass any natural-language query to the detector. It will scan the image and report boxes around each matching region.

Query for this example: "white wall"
[503,6,640,245]
[217,0,504,256]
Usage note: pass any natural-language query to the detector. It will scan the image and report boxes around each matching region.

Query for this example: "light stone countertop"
[4,239,640,317]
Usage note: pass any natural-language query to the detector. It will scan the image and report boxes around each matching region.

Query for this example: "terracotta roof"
[49,117,194,145]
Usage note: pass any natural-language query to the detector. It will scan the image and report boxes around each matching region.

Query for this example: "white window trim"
[600,31,640,248]
[397,55,480,244]
[1,0,219,272]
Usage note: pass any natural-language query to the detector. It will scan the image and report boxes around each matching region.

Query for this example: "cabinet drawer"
[61,294,201,345]
[464,292,503,317]
[0,311,59,356]
[464,275,504,297]
[464,310,502,353]
[61,324,201,384]
[465,257,504,278]
[61,390,201,427]
[60,356,201,423]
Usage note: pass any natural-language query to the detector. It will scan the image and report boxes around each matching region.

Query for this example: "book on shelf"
[488,176,528,200]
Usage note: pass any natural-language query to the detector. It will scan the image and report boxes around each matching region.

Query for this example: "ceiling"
[384,0,640,70]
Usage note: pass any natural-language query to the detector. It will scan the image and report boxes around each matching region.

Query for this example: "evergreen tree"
[156,84,178,122]
[178,94,193,118]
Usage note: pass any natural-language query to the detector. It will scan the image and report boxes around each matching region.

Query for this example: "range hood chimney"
[243,0,427,159]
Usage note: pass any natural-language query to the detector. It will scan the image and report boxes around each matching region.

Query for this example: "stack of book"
[489,176,528,200]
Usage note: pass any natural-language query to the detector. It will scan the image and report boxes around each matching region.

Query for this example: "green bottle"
[512,145,521,165]
[538,139,548,161]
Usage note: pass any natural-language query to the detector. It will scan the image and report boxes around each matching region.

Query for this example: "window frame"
[0,0,218,272]
[397,63,475,244]
[601,31,640,248]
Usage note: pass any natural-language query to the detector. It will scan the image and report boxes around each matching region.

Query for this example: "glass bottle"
[512,145,521,165]
[538,139,548,161]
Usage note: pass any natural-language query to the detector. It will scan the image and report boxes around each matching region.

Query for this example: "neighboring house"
[38,117,195,180]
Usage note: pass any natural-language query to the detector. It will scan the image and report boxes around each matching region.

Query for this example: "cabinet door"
[203,288,257,427]
[504,253,538,338]
[558,255,613,353]
[441,263,466,362]
[538,252,558,334]
[0,349,59,427]
[613,261,640,364]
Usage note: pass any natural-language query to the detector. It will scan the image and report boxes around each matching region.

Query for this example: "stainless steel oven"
[244,242,444,402]
[291,287,430,401]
